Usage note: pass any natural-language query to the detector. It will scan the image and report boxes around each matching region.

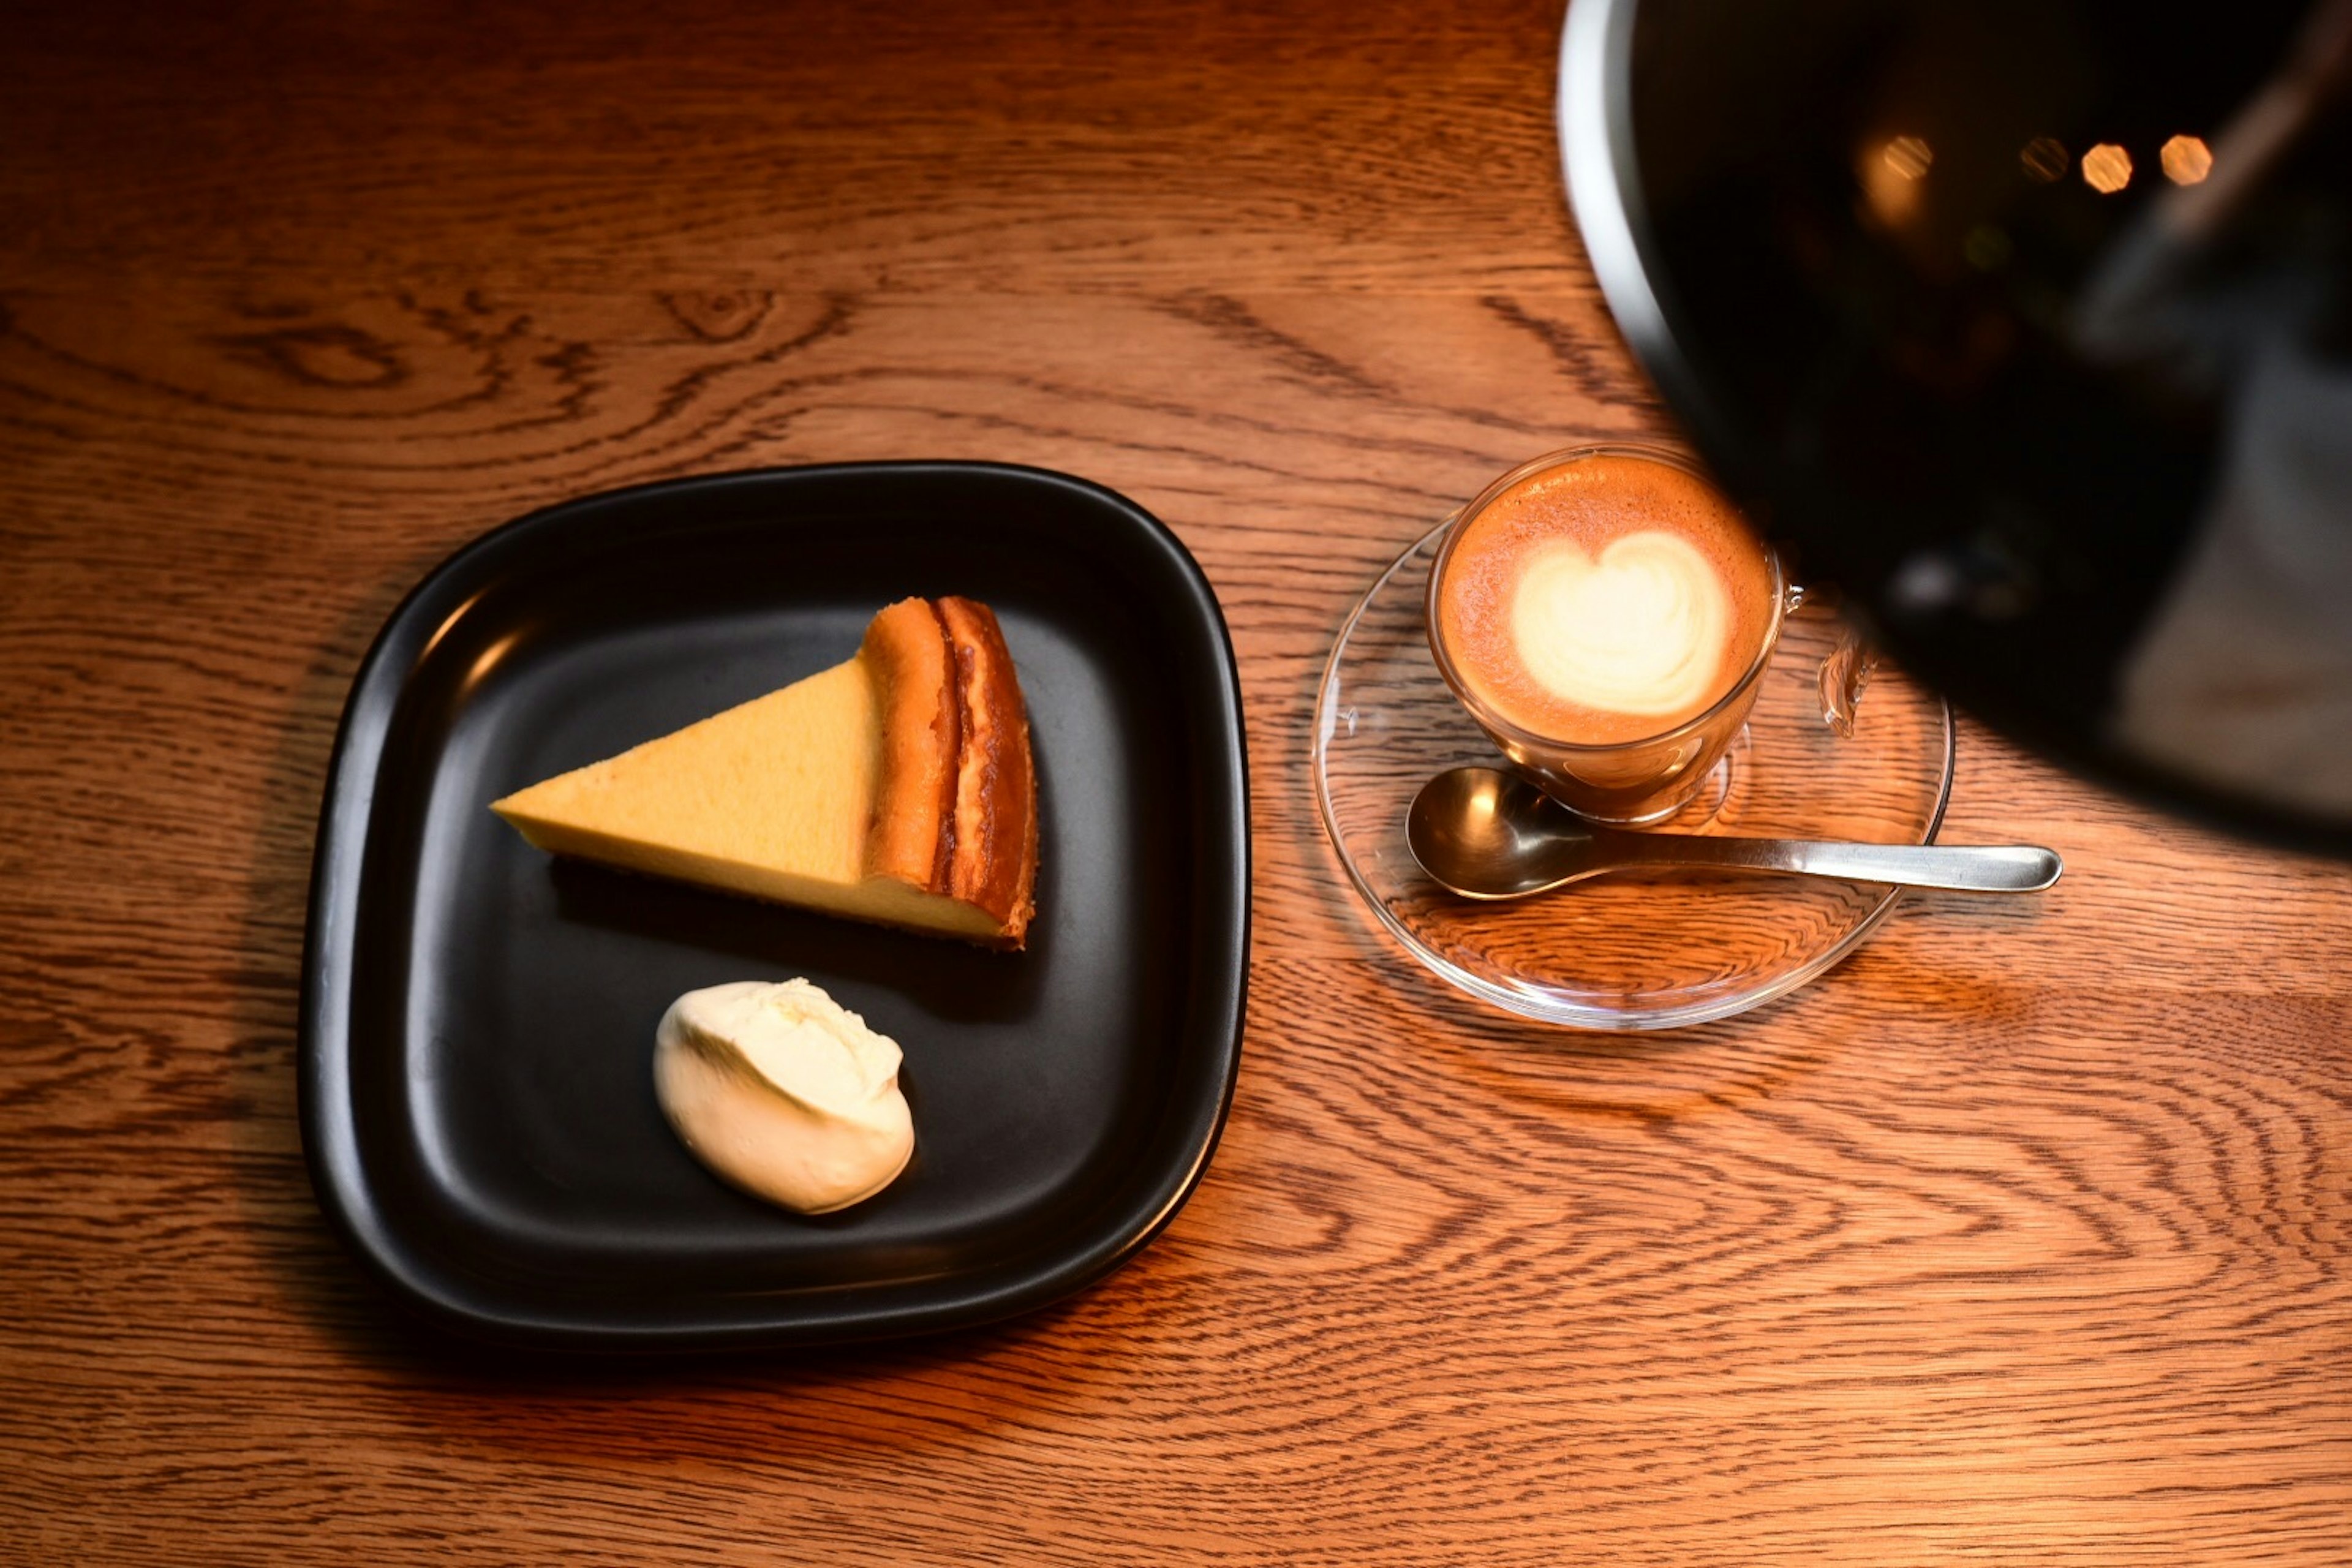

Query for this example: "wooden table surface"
[7,2,2350,1562]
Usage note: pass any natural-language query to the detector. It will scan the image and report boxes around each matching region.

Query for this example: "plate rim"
[298,459,1251,1351]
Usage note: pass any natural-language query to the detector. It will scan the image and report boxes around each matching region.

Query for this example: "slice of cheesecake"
[492,597,1038,949]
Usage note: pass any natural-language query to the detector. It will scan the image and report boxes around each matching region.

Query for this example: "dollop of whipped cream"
[654,979,914,1215]
[1509,530,1732,718]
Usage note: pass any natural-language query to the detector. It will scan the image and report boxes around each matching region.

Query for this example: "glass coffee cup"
[1427,443,1825,825]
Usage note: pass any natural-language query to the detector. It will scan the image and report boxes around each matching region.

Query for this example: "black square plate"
[300,462,1250,1351]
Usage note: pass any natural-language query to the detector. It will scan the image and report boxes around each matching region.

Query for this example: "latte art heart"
[1510,532,1733,718]
[1433,452,1774,747]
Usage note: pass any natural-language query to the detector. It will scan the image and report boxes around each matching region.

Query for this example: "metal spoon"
[1407,766,2062,899]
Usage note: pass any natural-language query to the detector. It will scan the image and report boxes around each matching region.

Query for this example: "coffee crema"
[1433,454,1776,746]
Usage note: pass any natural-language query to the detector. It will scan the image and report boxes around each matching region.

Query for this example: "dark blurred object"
[1562,0,2352,848]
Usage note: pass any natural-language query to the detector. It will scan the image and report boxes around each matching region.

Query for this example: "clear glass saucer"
[1313,519,1955,1031]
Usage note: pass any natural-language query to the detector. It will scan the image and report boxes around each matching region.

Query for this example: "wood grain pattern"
[4,1,2349,1563]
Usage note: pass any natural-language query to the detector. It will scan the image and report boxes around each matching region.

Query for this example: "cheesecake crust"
[937,597,1038,946]
[860,597,960,893]
[859,595,1038,949]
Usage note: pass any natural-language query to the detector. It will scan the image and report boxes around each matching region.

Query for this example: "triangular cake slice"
[492,597,1038,949]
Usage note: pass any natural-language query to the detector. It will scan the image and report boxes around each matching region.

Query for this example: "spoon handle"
[1600,832,2063,892]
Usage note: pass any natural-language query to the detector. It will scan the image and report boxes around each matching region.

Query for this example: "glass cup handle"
[1785,581,1875,739]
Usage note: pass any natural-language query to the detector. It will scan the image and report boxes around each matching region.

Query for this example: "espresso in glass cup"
[1427,445,1789,824]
